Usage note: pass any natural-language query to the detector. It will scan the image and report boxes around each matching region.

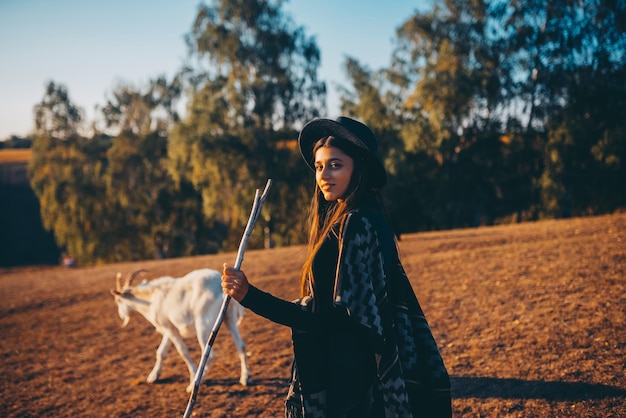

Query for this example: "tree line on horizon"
[12,0,625,265]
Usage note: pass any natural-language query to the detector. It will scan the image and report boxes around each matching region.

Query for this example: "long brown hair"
[299,135,383,296]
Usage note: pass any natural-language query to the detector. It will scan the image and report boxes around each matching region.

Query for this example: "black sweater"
[239,226,355,334]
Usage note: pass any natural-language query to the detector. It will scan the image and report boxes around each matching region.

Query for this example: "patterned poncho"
[288,209,451,417]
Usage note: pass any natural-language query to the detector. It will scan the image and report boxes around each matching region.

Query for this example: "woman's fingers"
[221,263,249,301]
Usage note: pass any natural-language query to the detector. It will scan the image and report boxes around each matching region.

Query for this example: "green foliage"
[29,82,106,264]
[103,131,166,260]
[186,0,325,127]
[339,0,625,232]
[169,0,326,250]
[100,76,183,136]
[33,81,84,140]
[29,81,212,264]
[29,132,110,264]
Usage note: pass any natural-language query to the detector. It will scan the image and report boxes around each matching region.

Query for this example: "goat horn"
[115,272,124,291]
[126,269,148,287]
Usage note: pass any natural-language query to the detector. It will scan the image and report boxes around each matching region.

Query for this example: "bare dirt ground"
[1,213,625,417]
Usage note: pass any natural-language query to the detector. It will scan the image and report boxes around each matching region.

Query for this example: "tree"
[392,0,512,156]
[100,75,183,136]
[378,0,518,228]
[33,81,84,140]
[29,81,110,263]
[374,0,626,227]
[99,79,210,261]
[170,0,325,250]
[503,0,626,217]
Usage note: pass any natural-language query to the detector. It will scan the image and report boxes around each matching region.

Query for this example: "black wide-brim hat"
[298,116,387,189]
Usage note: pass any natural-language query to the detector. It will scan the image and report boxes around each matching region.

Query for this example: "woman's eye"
[314,161,342,170]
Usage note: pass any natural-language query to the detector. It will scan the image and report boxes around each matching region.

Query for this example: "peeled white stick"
[183,179,272,418]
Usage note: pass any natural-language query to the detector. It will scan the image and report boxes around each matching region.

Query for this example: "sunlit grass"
[0,148,31,163]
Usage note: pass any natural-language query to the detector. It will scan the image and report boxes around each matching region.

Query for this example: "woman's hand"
[221,263,250,302]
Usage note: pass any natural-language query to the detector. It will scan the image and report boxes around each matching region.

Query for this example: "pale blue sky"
[0,0,428,139]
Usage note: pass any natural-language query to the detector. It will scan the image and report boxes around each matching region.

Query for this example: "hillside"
[0,148,60,267]
[1,213,624,417]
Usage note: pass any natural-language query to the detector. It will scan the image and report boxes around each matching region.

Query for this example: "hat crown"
[335,116,378,154]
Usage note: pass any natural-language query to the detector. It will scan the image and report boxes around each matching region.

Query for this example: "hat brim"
[298,118,387,188]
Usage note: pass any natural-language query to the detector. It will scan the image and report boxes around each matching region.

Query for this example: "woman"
[222,117,451,417]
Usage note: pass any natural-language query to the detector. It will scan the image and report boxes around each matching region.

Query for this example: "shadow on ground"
[452,376,626,401]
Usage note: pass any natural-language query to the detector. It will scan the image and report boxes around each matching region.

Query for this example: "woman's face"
[314,145,354,201]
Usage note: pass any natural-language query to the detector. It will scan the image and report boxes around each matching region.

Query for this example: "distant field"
[1,213,624,417]
[0,148,31,163]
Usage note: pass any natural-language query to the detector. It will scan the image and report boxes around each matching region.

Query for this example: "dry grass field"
[1,213,624,417]
[0,149,31,163]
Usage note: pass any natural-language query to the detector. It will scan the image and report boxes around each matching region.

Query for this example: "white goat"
[110,268,252,393]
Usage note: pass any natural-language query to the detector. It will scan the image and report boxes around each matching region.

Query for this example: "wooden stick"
[183,179,272,418]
